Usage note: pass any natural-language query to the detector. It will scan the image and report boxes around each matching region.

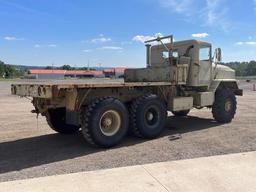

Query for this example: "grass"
[237,76,256,80]
[0,78,21,81]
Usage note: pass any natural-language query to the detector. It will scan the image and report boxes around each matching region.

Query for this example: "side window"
[162,51,179,58]
[199,47,210,61]
[162,51,169,59]
[173,51,178,58]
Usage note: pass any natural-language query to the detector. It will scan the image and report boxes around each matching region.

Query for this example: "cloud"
[100,46,123,50]
[132,33,163,43]
[0,0,37,14]
[4,36,24,41]
[82,49,93,53]
[205,0,220,25]
[91,35,111,43]
[34,44,57,48]
[192,33,209,38]
[235,41,256,45]
[121,41,133,45]
[203,0,231,32]
[156,0,231,32]
[34,44,41,48]
[48,44,57,47]
[158,0,193,14]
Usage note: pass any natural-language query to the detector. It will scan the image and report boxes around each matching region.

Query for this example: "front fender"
[209,80,243,96]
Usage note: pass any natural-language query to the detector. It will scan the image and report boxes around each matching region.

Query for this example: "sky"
[0,0,256,68]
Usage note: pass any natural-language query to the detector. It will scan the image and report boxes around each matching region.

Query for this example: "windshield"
[199,47,211,61]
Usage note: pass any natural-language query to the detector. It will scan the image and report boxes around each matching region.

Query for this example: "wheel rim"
[224,99,232,112]
[99,110,121,136]
[145,106,159,127]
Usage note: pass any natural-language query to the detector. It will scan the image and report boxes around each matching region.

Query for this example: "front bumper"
[234,89,243,96]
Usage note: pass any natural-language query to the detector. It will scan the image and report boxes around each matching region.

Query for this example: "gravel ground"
[0,80,255,182]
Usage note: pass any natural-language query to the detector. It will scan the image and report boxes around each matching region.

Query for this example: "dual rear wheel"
[80,97,129,148]
[79,96,167,148]
[129,95,167,139]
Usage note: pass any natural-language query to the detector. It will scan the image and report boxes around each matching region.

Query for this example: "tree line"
[45,65,96,71]
[0,60,26,78]
[224,60,256,76]
[0,61,96,79]
[1,60,256,79]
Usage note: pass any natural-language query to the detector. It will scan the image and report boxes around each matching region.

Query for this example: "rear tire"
[46,108,80,134]
[172,110,190,117]
[130,95,167,139]
[212,88,237,123]
[80,97,129,148]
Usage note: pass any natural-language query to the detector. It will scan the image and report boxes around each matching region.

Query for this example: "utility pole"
[87,60,90,71]
[52,62,54,72]
[74,64,77,78]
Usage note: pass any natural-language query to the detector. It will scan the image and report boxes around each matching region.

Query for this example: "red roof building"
[29,69,103,76]
[27,68,126,79]
[28,69,104,79]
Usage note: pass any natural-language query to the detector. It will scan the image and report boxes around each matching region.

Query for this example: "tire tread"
[212,88,237,123]
[129,95,166,138]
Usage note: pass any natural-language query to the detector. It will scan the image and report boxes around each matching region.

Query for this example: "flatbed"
[11,79,173,99]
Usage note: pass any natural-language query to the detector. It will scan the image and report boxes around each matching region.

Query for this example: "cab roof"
[173,39,211,47]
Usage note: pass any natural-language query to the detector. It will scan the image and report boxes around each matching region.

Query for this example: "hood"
[213,64,236,80]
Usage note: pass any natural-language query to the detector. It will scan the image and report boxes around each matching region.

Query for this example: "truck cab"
[125,35,242,124]
[126,37,237,88]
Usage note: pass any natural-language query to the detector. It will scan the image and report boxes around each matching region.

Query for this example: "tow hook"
[31,109,39,114]
[31,108,40,118]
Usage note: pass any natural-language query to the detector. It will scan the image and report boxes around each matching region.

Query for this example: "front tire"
[46,108,80,134]
[212,88,237,123]
[130,95,167,139]
[80,97,129,148]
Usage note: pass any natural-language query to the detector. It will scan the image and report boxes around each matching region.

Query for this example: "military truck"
[11,35,243,148]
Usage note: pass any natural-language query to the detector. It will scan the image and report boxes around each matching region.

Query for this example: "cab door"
[199,46,212,86]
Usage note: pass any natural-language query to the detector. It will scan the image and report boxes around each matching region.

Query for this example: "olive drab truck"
[11,35,243,148]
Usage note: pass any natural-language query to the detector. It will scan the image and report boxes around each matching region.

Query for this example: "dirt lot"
[0,80,255,182]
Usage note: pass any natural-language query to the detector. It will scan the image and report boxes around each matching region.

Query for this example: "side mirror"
[215,48,222,63]
[146,44,152,67]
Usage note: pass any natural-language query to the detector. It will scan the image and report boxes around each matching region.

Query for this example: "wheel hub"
[145,107,159,126]
[103,118,112,127]
[147,112,154,121]
[99,110,121,137]
[225,100,232,112]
